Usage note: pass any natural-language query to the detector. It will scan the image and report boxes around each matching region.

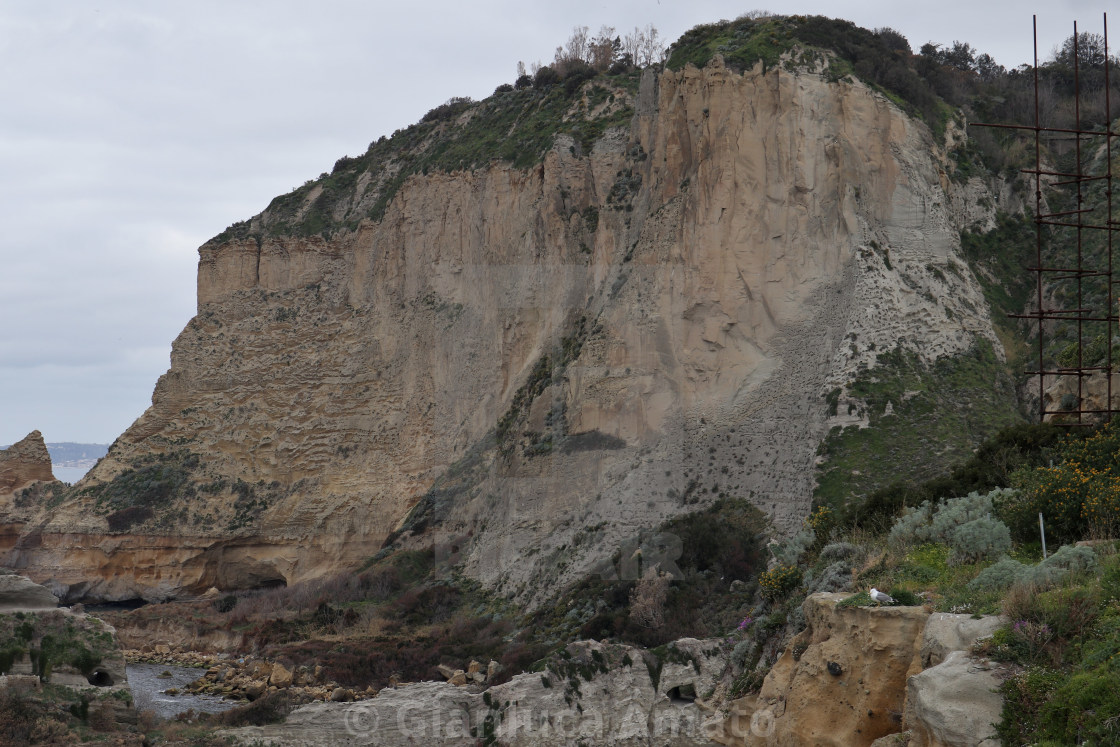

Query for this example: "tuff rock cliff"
[0,55,1019,602]
[0,431,55,495]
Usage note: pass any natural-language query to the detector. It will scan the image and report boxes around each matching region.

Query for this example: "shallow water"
[126,662,241,719]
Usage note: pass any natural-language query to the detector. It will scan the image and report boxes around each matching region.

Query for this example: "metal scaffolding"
[973,14,1119,424]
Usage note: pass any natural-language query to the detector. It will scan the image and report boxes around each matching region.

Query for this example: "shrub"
[969,556,1027,591]
[105,505,153,532]
[661,498,767,581]
[818,542,863,563]
[771,526,816,566]
[806,561,853,594]
[421,96,474,123]
[214,594,238,614]
[629,570,670,629]
[533,66,560,88]
[1037,543,1098,575]
[970,544,1100,592]
[215,691,293,727]
[998,666,1065,744]
[949,516,1011,564]
[759,565,802,600]
[1002,421,1120,543]
[889,489,1013,564]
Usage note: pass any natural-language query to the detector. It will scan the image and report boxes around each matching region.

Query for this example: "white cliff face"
[1,61,1012,603]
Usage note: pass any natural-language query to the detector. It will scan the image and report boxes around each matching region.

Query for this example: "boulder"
[467,660,482,675]
[330,687,353,702]
[436,664,457,680]
[919,613,1004,668]
[486,660,503,681]
[904,651,1003,747]
[0,575,58,610]
[270,662,293,688]
[448,670,467,686]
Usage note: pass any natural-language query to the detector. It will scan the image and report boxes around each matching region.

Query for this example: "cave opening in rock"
[87,669,114,687]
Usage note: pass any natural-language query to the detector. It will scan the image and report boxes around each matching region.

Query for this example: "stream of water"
[126,663,241,719]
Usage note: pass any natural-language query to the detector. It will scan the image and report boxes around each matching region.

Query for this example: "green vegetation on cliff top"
[208,12,1098,246]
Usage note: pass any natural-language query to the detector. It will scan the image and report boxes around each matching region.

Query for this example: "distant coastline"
[1,441,108,483]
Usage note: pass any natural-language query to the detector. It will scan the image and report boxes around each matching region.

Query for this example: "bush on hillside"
[835,423,1070,533]
[818,542,864,563]
[969,556,1027,591]
[949,516,1012,565]
[969,544,1101,593]
[888,489,1013,564]
[1001,422,1120,543]
[805,561,854,594]
[759,565,802,600]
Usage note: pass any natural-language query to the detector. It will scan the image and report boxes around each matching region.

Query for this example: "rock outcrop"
[0,583,130,695]
[0,57,1016,602]
[0,573,59,610]
[0,431,55,495]
[904,651,1003,747]
[720,594,1006,747]
[224,638,730,746]
[731,593,930,746]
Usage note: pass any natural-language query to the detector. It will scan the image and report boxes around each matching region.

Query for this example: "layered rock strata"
[0,431,55,495]
[2,59,1009,601]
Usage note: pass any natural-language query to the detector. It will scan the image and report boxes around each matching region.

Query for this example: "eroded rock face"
[0,573,59,610]
[904,651,1003,747]
[0,62,1012,602]
[224,638,729,746]
[0,431,55,495]
[919,612,1004,669]
[720,595,1006,747]
[734,593,930,746]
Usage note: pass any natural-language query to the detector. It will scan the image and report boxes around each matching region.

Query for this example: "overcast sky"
[0,1,1108,446]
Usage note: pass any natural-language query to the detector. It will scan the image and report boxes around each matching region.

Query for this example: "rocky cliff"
[0,50,1019,602]
[0,431,55,495]
[722,594,1005,747]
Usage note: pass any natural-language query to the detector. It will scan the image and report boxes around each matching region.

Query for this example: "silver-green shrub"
[968,544,1100,591]
[949,516,1012,565]
[968,556,1027,591]
[771,526,816,566]
[1023,543,1100,586]
[889,489,1016,565]
[806,560,854,593]
[819,542,863,563]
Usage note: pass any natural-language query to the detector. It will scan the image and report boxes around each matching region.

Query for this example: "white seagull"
[869,588,896,607]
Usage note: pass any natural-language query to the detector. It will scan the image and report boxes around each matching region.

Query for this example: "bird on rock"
[870,588,896,606]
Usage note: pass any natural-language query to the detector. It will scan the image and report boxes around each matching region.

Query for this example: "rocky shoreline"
[124,648,506,707]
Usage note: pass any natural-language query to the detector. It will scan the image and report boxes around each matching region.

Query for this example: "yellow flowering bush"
[759,565,803,600]
[807,506,833,535]
[1003,423,1120,542]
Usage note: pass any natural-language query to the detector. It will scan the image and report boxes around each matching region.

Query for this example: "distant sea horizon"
[53,465,93,484]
